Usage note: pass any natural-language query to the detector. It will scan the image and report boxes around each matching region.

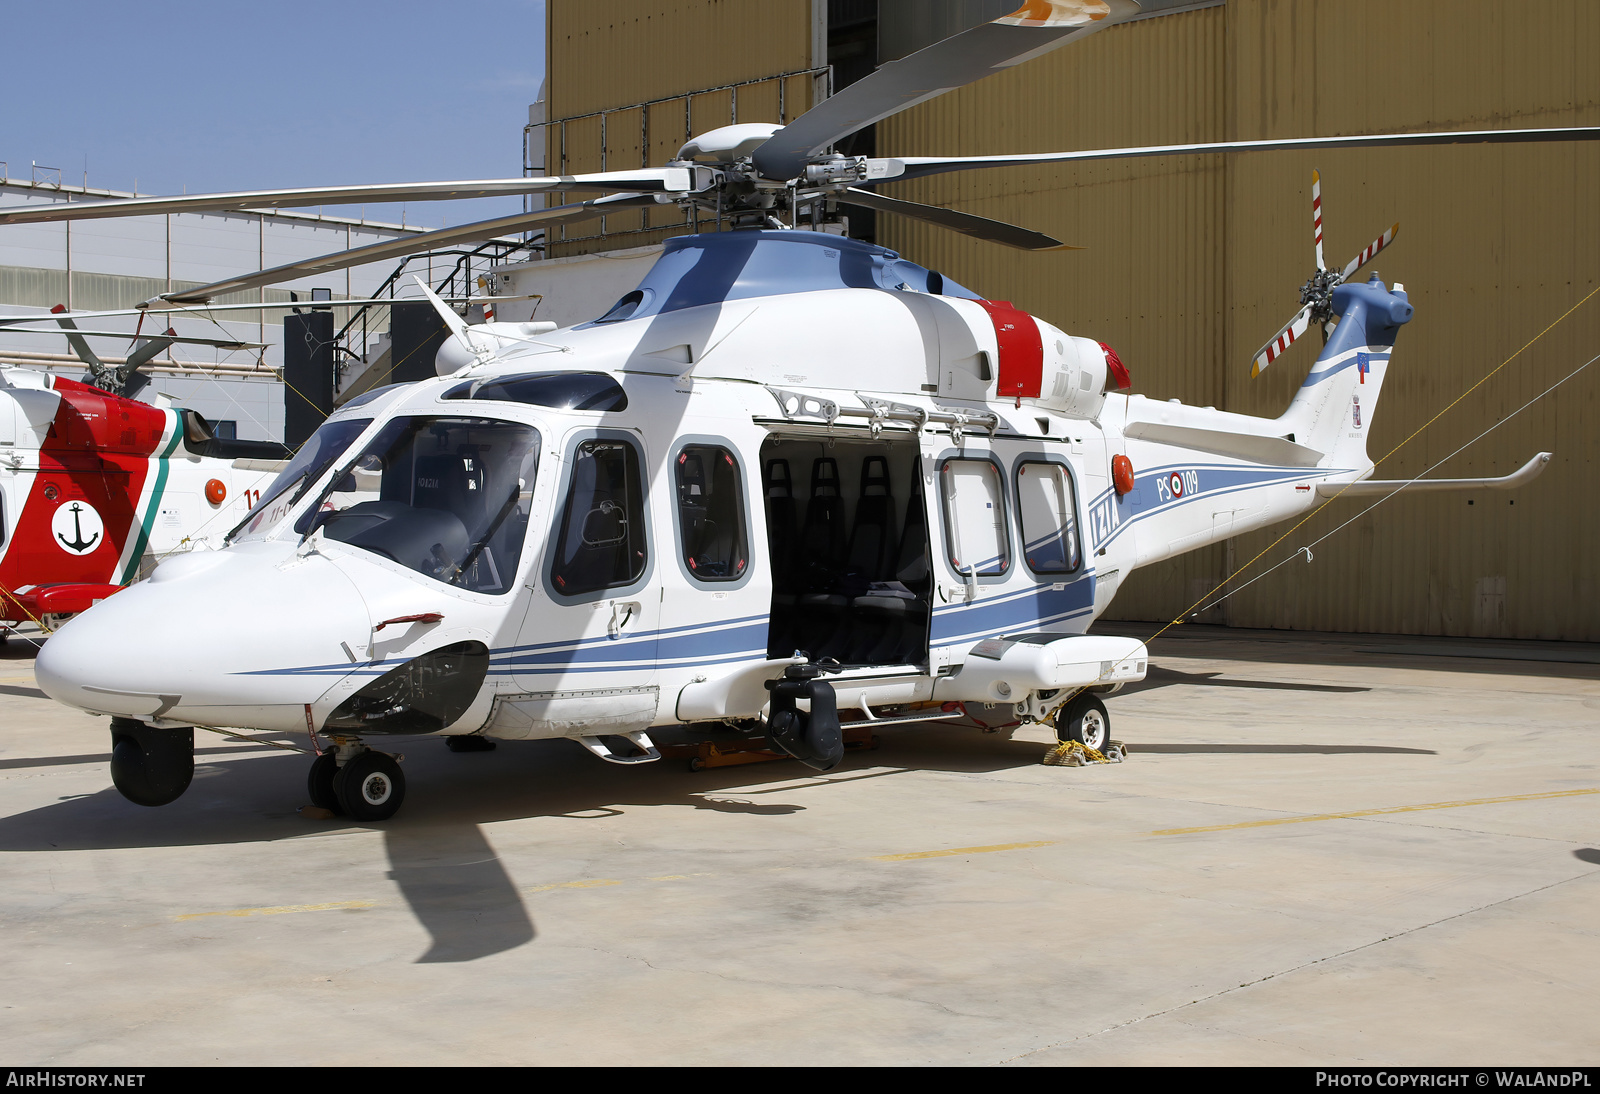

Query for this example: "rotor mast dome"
[677,123,785,164]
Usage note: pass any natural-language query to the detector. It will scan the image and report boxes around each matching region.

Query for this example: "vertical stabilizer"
[1278,275,1414,472]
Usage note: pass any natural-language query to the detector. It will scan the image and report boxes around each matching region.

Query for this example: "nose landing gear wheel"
[306,753,344,815]
[1055,693,1111,752]
[333,751,406,821]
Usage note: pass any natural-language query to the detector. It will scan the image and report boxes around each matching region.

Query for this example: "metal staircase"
[331,238,531,405]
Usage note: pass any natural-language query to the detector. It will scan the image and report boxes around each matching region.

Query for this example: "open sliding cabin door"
[760,430,932,668]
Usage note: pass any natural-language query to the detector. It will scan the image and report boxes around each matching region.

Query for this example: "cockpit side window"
[550,437,648,596]
[298,416,541,593]
[229,417,372,543]
[675,444,747,581]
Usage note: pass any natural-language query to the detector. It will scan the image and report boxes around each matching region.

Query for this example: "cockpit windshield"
[296,416,540,594]
[229,417,372,543]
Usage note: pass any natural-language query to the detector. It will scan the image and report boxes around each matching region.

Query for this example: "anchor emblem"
[51,501,104,556]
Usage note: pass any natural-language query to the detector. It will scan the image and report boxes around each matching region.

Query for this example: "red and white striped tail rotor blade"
[1251,304,1314,378]
[1312,170,1326,270]
[1342,222,1400,281]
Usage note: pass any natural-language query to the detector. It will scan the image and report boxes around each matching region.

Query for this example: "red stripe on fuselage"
[0,378,170,618]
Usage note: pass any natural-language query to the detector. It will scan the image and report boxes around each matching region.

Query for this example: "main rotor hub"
[803,155,868,186]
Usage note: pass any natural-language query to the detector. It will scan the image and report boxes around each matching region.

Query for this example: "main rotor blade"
[1342,222,1400,281]
[752,0,1141,181]
[1251,304,1314,379]
[50,310,104,371]
[838,188,1076,251]
[124,335,179,372]
[162,192,656,304]
[0,296,522,324]
[0,327,261,348]
[872,126,1600,183]
[0,169,702,227]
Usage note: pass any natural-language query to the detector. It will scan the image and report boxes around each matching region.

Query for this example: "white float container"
[939,634,1149,703]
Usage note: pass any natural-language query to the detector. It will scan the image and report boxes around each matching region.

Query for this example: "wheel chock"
[1042,739,1128,767]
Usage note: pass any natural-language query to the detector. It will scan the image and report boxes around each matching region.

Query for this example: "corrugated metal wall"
[544,0,1600,639]
[545,0,818,256]
[878,0,1600,640]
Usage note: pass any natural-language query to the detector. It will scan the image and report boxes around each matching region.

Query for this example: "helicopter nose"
[36,543,373,732]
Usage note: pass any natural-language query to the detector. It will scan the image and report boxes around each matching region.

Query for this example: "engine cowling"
[1033,321,1116,419]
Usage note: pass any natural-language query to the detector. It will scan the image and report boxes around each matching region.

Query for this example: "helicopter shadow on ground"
[1093,622,1600,681]
[1121,663,1371,696]
[1119,665,1432,754]
[0,720,1058,964]
[0,635,47,662]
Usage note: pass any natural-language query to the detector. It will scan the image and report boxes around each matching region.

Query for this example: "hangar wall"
[876,1,1600,641]
[542,0,823,256]
[544,0,1600,640]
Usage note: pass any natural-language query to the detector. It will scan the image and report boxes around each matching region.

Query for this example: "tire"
[1055,693,1111,752]
[688,757,706,772]
[333,751,406,822]
[306,753,343,814]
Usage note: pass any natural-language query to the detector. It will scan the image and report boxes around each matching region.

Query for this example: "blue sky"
[3,0,546,228]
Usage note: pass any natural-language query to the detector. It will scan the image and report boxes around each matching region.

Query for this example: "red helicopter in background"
[0,315,285,634]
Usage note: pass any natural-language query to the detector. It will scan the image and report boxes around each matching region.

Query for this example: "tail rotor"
[1251,171,1400,377]
[1342,221,1400,282]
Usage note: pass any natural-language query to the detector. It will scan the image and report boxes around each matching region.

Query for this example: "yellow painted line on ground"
[175,900,376,921]
[1150,787,1600,837]
[525,878,621,893]
[873,840,1056,862]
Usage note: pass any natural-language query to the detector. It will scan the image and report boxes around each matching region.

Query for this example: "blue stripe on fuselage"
[1084,461,1350,551]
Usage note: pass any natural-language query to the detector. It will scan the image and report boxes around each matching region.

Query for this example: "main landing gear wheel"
[333,751,406,822]
[1055,693,1111,752]
[306,753,344,815]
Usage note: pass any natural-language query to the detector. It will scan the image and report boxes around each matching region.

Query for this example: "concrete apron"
[0,623,1596,1066]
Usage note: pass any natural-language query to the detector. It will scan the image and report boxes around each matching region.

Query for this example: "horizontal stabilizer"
[1316,452,1552,496]
[1124,421,1325,467]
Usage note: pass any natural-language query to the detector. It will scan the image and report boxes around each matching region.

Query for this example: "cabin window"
[1016,461,1081,575]
[551,437,648,596]
[229,416,372,543]
[939,457,1010,578]
[675,444,748,581]
[297,416,540,593]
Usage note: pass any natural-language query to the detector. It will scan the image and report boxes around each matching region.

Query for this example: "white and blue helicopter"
[10,0,1588,820]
